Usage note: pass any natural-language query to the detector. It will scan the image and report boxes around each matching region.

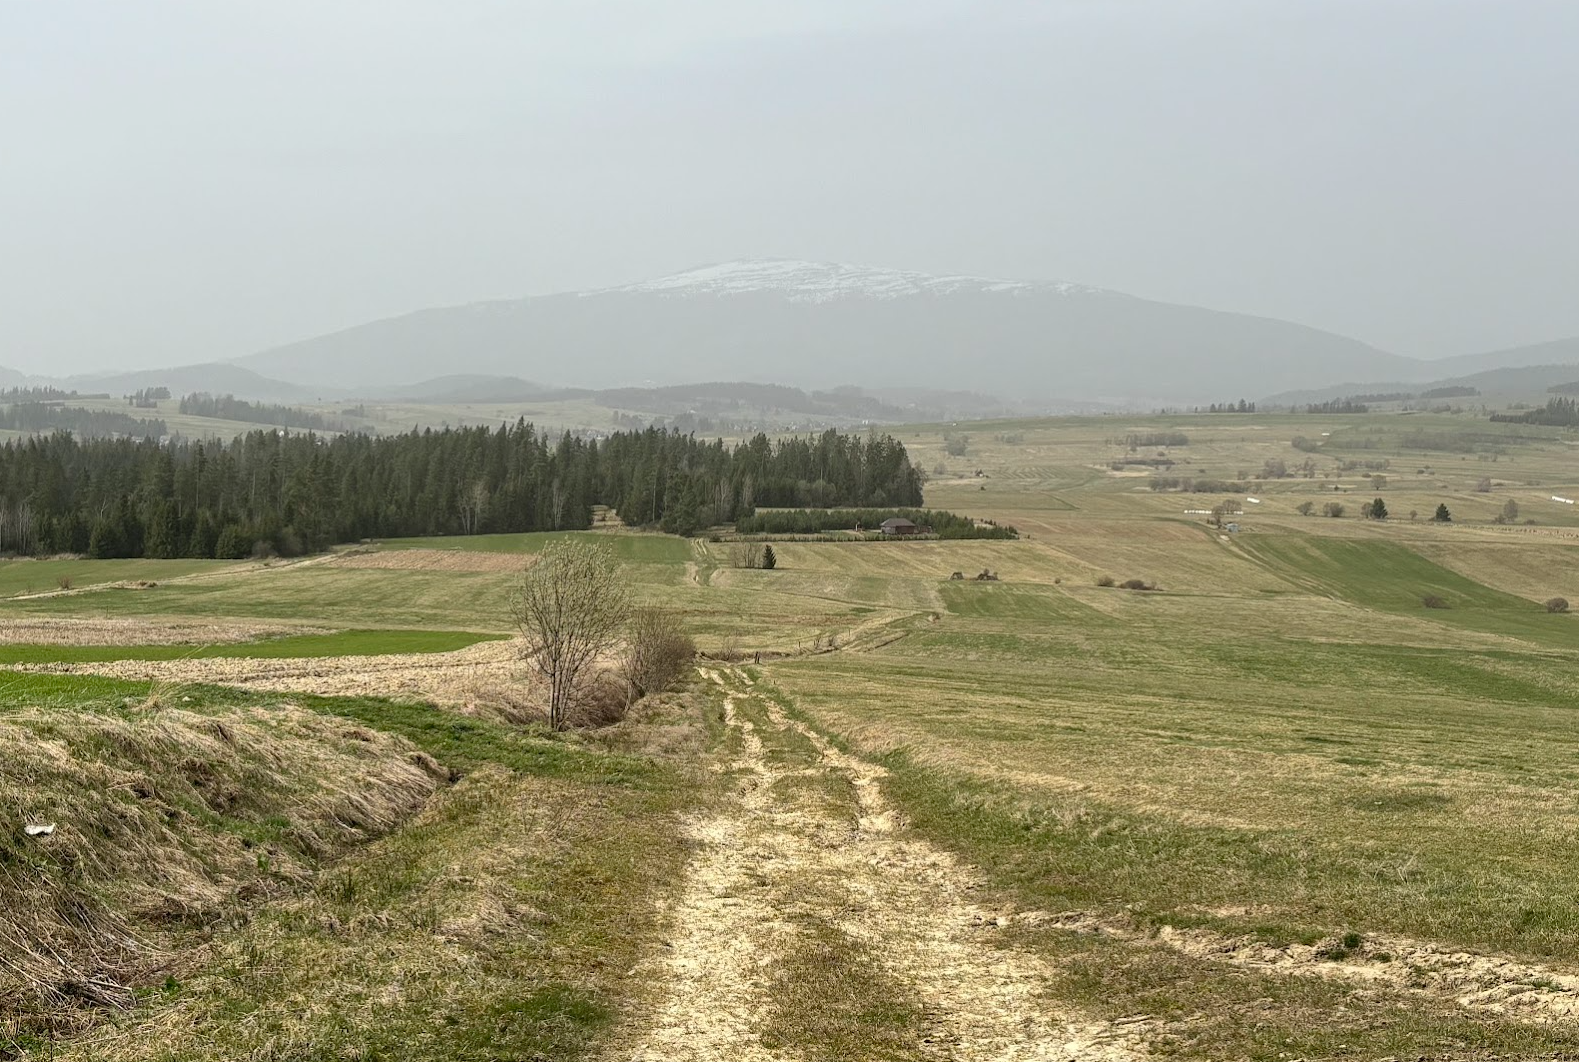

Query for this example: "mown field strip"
[0,628,505,664]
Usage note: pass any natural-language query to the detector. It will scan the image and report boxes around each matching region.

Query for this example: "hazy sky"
[3,0,1577,375]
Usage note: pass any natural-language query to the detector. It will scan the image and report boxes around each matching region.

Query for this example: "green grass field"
[0,557,238,597]
[5,407,1578,1060]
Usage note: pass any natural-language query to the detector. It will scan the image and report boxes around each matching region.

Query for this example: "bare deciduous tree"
[510,540,630,729]
[729,542,764,569]
[458,480,488,535]
[619,606,696,708]
[550,476,568,530]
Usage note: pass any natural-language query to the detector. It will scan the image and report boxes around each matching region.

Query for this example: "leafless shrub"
[729,542,765,569]
[620,606,696,707]
[1422,594,1450,609]
[1547,597,1570,614]
[56,576,72,591]
[1096,575,1116,587]
[1118,578,1160,591]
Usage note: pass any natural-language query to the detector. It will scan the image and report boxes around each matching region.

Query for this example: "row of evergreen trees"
[0,424,923,559]
[177,392,348,432]
[0,404,167,439]
[1491,397,1579,427]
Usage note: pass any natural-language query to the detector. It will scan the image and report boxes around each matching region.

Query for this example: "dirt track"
[613,669,1147,1062]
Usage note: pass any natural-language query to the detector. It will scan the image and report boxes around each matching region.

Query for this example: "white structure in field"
[1554,495,1576,505]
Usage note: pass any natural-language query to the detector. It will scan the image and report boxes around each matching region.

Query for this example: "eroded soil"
[611,669,1148,1061]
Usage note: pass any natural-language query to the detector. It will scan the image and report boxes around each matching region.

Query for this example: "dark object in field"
[1422,594,1450,609]
[1097,575,1116,587]
[974,570,999,581]
[1547,597,1570,614]
[949,571,965,580]
[1119,578,1160,591]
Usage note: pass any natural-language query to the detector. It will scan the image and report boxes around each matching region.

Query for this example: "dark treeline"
[128,387,170,408]
[0,424,922,558]
[0,387,106,402]
[1491,397,1579,428]
[178,392,347,432]
[0,404,167,439]
[1123,431,1189,448]
[1198,400,1258,413]
[1149,476,1250,493]
[734,508,1015,539]
[1304,399,1370,414]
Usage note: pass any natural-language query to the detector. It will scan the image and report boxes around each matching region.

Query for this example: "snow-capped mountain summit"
[598,258,1105,302]
[236,259,1424,401]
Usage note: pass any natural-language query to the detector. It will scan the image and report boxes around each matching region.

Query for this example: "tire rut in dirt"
[613,670,1147,1062]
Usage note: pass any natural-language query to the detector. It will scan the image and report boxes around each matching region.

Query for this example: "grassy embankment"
[1,671,716,1062]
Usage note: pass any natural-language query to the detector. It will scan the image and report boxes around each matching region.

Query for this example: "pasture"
[2,408,1577,1060]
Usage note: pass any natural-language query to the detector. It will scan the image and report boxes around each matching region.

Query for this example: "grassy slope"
[0,558,237,596]
[6,673,711,1062]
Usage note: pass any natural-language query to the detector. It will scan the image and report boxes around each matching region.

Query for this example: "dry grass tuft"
[0,703,446,1036]
[458,670,549,726]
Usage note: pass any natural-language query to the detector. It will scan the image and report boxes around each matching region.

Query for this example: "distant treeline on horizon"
[1490,396,1579,428]
[177,392,352,433]
[0,424,922,559]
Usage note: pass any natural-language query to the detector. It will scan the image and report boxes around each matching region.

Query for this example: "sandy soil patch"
[328,549,526,573]
[613,669,1147,1061]
[0,618,331,647]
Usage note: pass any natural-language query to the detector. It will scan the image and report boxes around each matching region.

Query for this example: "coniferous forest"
[0,424,923,558]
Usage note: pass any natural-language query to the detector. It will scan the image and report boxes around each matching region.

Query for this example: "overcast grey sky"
[3,0,1577,375]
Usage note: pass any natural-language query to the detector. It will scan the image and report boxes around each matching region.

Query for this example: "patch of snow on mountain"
[590,259,1103,302]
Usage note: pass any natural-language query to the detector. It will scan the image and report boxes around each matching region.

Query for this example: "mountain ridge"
[229,258,1424,402]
